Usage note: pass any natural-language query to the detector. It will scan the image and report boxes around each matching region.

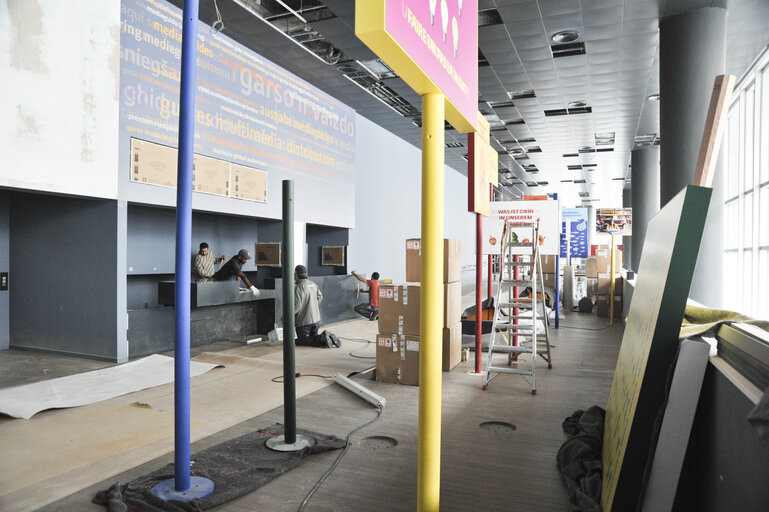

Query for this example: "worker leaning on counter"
[213,248,261,297]
[193,242,226,282]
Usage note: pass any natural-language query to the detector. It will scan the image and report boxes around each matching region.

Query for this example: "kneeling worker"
[351,270,380,320]
[294,265,340,348]
[214,249,260,296]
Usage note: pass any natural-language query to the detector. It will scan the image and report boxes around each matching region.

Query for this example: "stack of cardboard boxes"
[586,245,623,317]
[539,254,559,289]
[376,239,462,385]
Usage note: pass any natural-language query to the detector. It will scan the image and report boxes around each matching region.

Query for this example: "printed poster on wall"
[597,208,633,236]
[119,0,355,208]
[482,200,560,255]
[561,207,589,258]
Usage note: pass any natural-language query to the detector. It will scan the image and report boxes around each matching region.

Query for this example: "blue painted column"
[173,0,198,492]
[553,193,559,329]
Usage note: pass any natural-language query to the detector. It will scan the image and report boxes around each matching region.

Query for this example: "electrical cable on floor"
[340,336,377,360]
[297,405,384,512]
[271,373,332,383]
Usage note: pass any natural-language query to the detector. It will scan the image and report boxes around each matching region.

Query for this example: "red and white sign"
[482,200,561,255]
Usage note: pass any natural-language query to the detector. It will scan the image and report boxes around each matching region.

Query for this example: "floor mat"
[93,425,345,512]
[0,354,221,420]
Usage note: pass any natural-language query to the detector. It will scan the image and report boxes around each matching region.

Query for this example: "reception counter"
[157,280,276,307]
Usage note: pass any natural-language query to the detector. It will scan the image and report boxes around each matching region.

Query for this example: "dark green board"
[601,185,712,511]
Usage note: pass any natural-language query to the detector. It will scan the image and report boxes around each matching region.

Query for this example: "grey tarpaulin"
[556,406,605,512]
[93,425,345,512]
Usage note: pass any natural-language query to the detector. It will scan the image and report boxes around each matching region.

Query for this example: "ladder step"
[501,280,532,287]
[489,345,533,353]
[497,324,535,331]
[508,222,537,228]
[488,366,535,376]
[508,243,534,248]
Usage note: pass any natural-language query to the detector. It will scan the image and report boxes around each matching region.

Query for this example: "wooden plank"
[692,74,736,188]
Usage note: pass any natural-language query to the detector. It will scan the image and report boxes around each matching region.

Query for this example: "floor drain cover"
[359,436,398,450]
[480,421,517,432]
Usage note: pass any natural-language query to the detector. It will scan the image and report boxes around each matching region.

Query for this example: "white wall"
[348,115,477,283]
[0,0,120,199]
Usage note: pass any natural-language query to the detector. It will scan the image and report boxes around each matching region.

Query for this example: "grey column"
[660,6,727,308]
[622,187,632,271]
[630,147,660,273]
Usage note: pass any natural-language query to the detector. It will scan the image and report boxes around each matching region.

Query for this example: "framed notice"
[321,246,346,266]
[192,153,229,197]
[231,163,267,203]
[601,185,711,511]
[130,138,177,188]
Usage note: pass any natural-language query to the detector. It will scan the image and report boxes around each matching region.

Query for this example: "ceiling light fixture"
[568,100,588,108]
[647,94,660,101]
[552,30,579,43]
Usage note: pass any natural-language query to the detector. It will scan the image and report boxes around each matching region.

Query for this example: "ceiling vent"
[562,153,579,158]
[596,147,614,153]
[560,179,573,183]
[582,163,597,168]
[551,41,586,58]
[537,181,549,186]
[526,181,538,187]
[479,48,490,67]
[578,146,596,153]
[579,191,590,197]
[509,90,537,100]
[525,146,542,153]
[567,164,582,170]
[505,118,526,125]
[446,141,463,148]
[479,8,503,27]
[545,106,593,116]
[574,179,586,184]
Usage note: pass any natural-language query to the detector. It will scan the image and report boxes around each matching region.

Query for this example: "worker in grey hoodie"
[294,265,340,348]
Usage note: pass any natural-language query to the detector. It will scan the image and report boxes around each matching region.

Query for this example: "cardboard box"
[255,242,281,266]
[443,323,462,372]
[596,294,622,318]
[375,333,402,384]
[586,277,598,297]
[406,238,461,283]
[539,254,558,273]
[400,335,421,385]
[378,283,459,335]
[614,276,624,297]
[597,294,610,317]
[596,245,623,272]
[542,273,558,290]
[586,257,598,278]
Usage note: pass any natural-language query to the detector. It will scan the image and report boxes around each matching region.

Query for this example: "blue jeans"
[354,303,378,319]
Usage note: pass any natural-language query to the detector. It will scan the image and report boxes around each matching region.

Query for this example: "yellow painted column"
[609,234,616,325]
[418,92,444,512]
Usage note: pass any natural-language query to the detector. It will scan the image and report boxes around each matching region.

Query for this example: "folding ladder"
[482,221,552,394]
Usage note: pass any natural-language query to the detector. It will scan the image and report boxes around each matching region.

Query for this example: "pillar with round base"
[151,476,215,502]
[266,434,316,452]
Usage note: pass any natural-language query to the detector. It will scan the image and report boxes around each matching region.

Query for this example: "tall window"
[724,46,769,319]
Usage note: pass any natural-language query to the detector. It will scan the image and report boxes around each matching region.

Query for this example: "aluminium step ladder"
[482,221,552,394]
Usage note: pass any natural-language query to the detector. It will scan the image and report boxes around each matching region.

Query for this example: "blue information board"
[561,207,589,258]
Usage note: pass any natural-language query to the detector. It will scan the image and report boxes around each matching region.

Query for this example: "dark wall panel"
[306,224,349,277]
[10,192,118,359]
[0,191,9,350]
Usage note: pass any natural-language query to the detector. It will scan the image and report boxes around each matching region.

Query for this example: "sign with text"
[561,207,589,258]
[119,0,355,199]
[356,0,478,132]
[482,200,560,255]
[468,114,497,215]
[601,186,711,511]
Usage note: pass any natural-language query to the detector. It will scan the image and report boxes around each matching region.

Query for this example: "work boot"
[369,311,378,321]
[328,332,342,348]
[321,331,333,348]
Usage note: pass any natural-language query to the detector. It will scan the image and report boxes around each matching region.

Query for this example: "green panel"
[602,185,712,511]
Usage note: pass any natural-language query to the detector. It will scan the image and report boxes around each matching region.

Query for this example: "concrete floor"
[0,303,622,512]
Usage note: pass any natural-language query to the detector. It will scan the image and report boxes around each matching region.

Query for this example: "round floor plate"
[479,421,517,433]
[265,434,315,452]
[151,476,215,502]
[359,436,398,450]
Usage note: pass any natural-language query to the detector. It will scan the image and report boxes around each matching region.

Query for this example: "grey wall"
[10,192,119,360]
[348,115,476,283]
[0,191,9,350]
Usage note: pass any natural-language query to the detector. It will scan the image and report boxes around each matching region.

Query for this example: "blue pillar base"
[151,476,215,502]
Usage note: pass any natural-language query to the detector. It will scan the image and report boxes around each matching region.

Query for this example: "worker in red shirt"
[351,270,380,321]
